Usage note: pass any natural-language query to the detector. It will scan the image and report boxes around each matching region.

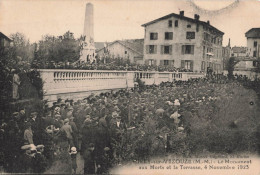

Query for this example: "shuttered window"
[165,32,173,40]
[186,32,195,39]
[150,33,158,40]
[181,45,194,54]
[168,20,172,27]
[181,60,194,71]
[161,45,172,54]
[175,20,178,27]
[201,61,205,70]
[146,45,157,54]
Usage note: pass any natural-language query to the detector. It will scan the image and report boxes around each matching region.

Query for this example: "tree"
[227,57,239,79]
[34,31,81,66]
[9,32,34,63]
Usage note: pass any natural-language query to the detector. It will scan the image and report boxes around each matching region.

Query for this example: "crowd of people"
[1,74,260,174]
[31,59,193,73]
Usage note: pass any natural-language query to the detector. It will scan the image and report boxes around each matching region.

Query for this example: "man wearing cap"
[53,114,62,129]
[28,112,38,131]
[60,118,74,147]
[69,116,78,149]
[60,103,67,120]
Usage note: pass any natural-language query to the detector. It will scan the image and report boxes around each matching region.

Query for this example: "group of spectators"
[31,59,193,73]
[1,73,260,174]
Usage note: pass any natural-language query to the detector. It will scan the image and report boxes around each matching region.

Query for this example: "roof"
[97,39,144,56]
[141,13,224,35]
[0,32,12,41]
[232,47,247,53]
[245,28,260,38]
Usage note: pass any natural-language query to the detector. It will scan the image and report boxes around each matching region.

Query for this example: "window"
[187,24,191,28]
[253,51,257,57]
[165,32,173,40]
[125,51,127,54]
[164,60,169,65]
[150,33,158,40]
[168,20,172,27]
[254,41,257,47]
[186,32,195,39]
[160,60,174,66]
[148,59,154,66]
[201,61,205,70]
[181,60,194,71]
[175,20,178,27]
[182,45,194,54]
[253,61,258,67]
[146,45,157,54]
[203,46,205,58]
[161,45,172,54]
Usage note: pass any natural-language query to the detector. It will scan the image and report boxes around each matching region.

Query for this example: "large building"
[96,39,144,64]
[245,28,260,58]
[142,11,224,73]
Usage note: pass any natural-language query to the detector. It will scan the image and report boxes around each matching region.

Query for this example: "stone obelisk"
[79,3,96,63]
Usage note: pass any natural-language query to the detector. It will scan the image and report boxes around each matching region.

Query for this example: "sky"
[0,0,259,47]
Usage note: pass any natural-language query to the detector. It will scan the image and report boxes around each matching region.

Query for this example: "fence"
[39,69,205,103]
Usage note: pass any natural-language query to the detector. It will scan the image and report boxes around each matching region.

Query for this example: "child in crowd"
[69,147,77,174]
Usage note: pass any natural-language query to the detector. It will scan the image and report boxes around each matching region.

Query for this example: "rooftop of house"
[0,32,12,41]
[245,28,260,38]
[97,39,144,56]
[141,11,224,35]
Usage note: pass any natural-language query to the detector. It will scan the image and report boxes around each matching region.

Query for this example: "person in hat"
[60,103,67,120]
[60,118,74,147]
[83,143,96,174]
[53,114,62,129]
[28,112,38,132]
[69,147,78,174]
[69,116,78,149]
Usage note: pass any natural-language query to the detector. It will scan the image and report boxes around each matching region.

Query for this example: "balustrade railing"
[39,69,205,101]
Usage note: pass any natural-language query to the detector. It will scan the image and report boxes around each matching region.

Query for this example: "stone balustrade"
[39,69,205,103]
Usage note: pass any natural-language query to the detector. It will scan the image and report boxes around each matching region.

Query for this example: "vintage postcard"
[0,0,260,174]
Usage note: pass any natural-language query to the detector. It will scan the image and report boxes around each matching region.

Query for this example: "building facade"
[245,28,260,58]
[231,46,248,57]
[142,11,224,73]
[96,39,144,64]
[234,58,258,71]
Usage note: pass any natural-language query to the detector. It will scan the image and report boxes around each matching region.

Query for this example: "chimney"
[180,11,184,17]
[207,20,210,25]
[194,14,200,20]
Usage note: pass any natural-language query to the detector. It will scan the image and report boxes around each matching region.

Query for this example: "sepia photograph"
[0,0,260,174]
